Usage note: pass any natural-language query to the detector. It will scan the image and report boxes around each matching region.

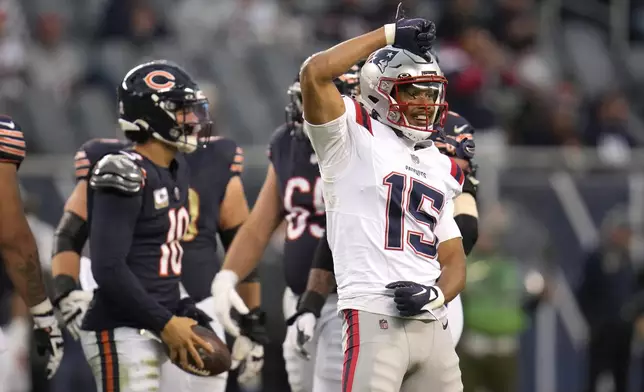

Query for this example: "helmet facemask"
[285,81,304,137]
[153,94,212,153]
[377,75,448,141]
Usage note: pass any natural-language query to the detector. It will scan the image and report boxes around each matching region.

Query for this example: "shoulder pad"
[75,138,127,181]
[89,154,144,195]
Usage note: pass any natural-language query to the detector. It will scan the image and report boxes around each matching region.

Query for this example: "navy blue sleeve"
[89,190,173,333]
[312,232,334,272]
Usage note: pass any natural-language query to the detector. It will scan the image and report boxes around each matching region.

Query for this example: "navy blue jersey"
[269,125,325,295]
[82,150,190,332]
[74,138,129,182]
[181,137,243,301]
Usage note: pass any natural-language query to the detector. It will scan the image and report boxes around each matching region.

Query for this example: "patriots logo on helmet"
[368,48,399,73]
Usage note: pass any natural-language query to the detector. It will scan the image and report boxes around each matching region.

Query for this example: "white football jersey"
[304,96,464,320]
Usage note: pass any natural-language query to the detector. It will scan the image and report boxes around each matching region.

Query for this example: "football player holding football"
[51,65,264,390]
[65,60,215,392]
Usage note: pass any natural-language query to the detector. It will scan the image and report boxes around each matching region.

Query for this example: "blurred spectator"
[458,202,548,392]
[509,82,582,146]
[438,23,513,131]
[585,90,634,167]
[96,0,170,45]
[576,206,637,392]
[0,0,29,103]
[314,0,371,43]
[27,12,84,103]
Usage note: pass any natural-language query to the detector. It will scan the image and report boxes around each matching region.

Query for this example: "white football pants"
[281,288,464,392]
[79,257,228,392]
[283,288,343,392]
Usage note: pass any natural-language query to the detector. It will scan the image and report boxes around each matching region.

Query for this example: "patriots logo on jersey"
[368,48,398,73]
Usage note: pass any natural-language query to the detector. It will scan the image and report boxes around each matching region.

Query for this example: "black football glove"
[393,18,436,58]
[176,297,213,331]
[385,281,445,317]
[231,308,268,384]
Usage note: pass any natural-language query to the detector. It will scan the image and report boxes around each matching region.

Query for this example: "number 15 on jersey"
[383,172,445,259]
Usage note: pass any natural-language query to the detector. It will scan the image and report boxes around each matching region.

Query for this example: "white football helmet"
[358,46,448,142]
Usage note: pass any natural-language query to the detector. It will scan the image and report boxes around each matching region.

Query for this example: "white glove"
[30,299,64,380]
[289,313,317,360]
[231,335,264,385]
[58,290,93,340]
[211,270,249,337]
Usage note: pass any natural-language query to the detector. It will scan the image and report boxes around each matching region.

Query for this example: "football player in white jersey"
[297,18,466,392]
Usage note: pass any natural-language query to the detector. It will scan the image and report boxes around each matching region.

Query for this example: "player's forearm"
[51,209,88,280]
[51,252,81,280]
[453,193,479,255]
[436,239,466,303]
[95,263,173,332]
[221,221,274,281]
[301,27,387,84]
[305,268,336,298]
[437,262,466,303]
[306,234,336,296]
[1,231,47,307]
[237,282,261,310]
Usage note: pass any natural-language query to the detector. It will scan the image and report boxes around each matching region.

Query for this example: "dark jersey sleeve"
[267,124,289,165]
[89,188,173,333]
[74,138,125,182]
[312,232,334,272]
[0,117,26,168]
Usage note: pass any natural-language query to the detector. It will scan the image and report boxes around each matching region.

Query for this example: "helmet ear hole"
[368,95,379,104]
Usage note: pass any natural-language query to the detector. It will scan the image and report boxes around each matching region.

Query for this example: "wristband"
[384,24,396,46]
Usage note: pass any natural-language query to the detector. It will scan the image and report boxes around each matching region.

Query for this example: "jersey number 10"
[159,207,190,276]
[383,172,445,259]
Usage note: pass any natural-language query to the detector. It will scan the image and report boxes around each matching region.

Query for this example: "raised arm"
[299,28,388,125]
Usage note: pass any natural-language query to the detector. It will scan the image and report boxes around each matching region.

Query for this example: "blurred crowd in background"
[3,0,644,391]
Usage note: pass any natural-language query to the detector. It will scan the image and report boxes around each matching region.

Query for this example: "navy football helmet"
[285,63,363,136]
[430,112,475,162]
[117,60,212,153]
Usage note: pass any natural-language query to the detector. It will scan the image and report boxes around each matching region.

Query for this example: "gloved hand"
[392,18,436,57]
[284,290,326,360]
[52,274,92,341]
[231,308,268,385]
[211,270,249,337]
[385,281,445,317]
[385,3,437,58]
[30,299,65,379]
[57,290,92,340]
[287,313,317,360]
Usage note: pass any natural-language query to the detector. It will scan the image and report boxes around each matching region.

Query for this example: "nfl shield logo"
[379,319,389,330]
[411,154,420,164]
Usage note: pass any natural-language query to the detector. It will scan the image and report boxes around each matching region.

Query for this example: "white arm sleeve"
[435,199,462,244]
[303,97,357,179]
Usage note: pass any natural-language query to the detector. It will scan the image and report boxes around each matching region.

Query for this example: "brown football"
[170,325,231,377]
